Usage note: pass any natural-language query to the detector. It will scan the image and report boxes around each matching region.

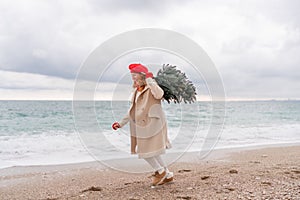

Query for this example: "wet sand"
[0,145,299,199]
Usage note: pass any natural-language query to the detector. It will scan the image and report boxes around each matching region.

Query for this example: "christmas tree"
[154,64,197,104]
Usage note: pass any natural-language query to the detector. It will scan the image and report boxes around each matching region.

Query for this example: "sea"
[0,100,300,169]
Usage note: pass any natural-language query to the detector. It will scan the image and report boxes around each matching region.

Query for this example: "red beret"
[128,63,148,74]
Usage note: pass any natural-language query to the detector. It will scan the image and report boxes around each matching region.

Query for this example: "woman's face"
[131,73,146,87]
[131,73,142,82]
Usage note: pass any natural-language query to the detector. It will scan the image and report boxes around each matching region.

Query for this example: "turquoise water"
[0,100,300,168]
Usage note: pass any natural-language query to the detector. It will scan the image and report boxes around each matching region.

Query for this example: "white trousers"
[144,155,169,174]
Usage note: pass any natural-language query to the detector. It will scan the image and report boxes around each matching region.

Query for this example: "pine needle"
[154,64,197,104]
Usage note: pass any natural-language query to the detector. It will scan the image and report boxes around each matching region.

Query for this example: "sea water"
[0,100,299,169]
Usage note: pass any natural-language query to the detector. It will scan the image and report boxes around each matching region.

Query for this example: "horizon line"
[0,98,299,102]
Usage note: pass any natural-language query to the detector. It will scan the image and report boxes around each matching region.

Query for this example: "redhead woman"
[112,63,173,186]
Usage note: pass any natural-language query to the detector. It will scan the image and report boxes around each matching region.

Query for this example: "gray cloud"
[0,0,185,79]
[87,0,178,13]
[0,0,299,99]
[239,0,300,27]
[0,1,84,79]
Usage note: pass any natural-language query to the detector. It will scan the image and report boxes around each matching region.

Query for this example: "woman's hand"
[112,122,120,130]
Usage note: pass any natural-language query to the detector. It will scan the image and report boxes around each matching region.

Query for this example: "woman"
[112,63,173,186]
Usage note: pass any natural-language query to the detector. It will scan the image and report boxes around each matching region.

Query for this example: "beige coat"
[119,78,171,158]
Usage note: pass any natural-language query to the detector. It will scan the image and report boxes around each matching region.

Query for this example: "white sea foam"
[0,131,94,169]
[1,123,300,169]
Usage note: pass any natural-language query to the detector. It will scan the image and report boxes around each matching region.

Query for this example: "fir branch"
[154,64,197,104]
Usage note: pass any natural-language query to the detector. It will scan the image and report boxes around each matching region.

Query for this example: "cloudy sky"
[0,0,299,100]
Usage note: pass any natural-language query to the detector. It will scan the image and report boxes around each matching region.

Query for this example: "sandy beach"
[1,144,299,200]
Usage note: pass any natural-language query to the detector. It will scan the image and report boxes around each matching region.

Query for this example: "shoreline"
[0,143,300,199]
[1,141,300,172]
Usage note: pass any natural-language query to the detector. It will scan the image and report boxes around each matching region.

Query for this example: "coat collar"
[130,84,150,108]
[137,84,149,95]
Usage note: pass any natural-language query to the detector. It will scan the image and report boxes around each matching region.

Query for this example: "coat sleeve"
[119,113,130,127]
[146,78,164,99]
[119,90,135,127]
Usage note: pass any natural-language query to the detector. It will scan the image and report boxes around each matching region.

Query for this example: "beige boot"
[152,170,167,186]
[159,172,174,185]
